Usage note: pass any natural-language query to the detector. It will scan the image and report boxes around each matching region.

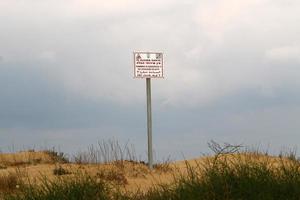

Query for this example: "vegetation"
[73,139,138,164]
[53,165,70,176]
[4,173,109,200]
[0,172,22,194]
[44,148,69,164]
[2,142,300,199]
[132,155,300,200]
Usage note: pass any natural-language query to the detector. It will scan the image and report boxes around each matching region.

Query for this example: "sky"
[0,0,300,160]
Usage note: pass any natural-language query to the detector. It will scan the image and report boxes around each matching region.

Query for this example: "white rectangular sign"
[134,52,164,78]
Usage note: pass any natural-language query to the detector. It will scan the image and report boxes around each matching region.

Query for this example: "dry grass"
[53,165,71,176]
[0,151,55,167]
[96,169,128,185]
[0,171,23,193]
[3,145,300,199]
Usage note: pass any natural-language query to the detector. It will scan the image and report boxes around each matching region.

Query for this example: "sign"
[134,52,164,78]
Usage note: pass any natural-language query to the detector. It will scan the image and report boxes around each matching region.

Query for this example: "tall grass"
[73,139,138,164]
[4,173,109,200]
[126,142,300,200]
[3,142,300,200]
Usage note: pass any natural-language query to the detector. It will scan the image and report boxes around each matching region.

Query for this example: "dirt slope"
[0,151,286,193]
[0,151,187,192]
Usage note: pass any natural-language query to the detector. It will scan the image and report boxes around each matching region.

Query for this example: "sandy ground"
[0,151,192,193]
[0,151,289,193]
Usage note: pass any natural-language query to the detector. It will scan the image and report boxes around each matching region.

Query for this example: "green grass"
[170,155,300,200]
[3,148,300,200]
[4,173,109,200]
[126,151,300,200]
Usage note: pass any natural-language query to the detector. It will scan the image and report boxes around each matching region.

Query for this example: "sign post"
[133,52,164,169]
[146,78,153,169]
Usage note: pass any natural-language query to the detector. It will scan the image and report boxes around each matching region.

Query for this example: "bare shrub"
[73,139,138,164]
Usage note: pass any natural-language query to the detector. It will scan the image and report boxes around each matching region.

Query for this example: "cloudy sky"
[0,0,300,160]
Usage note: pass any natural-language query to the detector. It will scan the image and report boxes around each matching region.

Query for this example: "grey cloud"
[0,63,145,129]
[2,0,299,107]
[0,0,300,159]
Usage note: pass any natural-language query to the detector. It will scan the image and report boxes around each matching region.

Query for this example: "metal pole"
[146,78,153,169]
